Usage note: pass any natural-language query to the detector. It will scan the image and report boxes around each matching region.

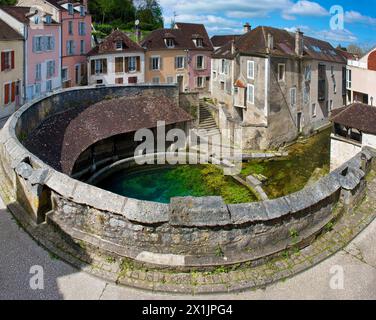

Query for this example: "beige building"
[211,26,347,150]
[346,48,376,106]
[0,19,24,126]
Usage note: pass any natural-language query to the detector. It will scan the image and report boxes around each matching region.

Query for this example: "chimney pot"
[243,22,251,33]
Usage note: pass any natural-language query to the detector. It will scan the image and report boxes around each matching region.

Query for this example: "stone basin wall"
[0,85,374,270]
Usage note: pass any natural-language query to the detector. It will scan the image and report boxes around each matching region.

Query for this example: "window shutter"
[175,57,178,69]
[11,51,15,69]
[41,36,46,51]
[136,56,140,72]
[11,82,16,102]
[4,83,10,104]
[184,57,187,68]
[91,60,95,75]
[149,57,153,70]
[1,52,5,71]
[51,37,55,50]
[159,57,162,70]
[66,41,70,55]
[103,59,107,73]
[124,57,129,72]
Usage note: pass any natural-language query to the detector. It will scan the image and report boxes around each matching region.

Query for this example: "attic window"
[68,3,74,15]
[312,45,321,53]
[165,38,175,48]
[45,15,51,24]
[195,38,203,48]
[80,6,85,17]
[116,41,123,50]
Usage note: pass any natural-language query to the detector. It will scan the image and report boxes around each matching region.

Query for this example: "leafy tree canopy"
[0,0,17,4]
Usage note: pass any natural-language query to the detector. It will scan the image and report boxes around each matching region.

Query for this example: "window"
[115,77,123,84]
[331,66,334,75]
[1,51,14,71]
[247,60,254,79]
[151,57,160,70]
[62,68,68,81]
[34,16,40,24]
[221,59,226,74]
[290,87,296,107]
[80,6,85,17]
[196,55,204,69]
[167,76,174,84]
[247,84,254,104]
[278,64,285,82]
[213,71,217,79]
[128,76,137,84]
[152,77,160,84]
[116,41,123,50]
[197,76,205,88]
[303,84,310,104]
[91,59,107,74]
[46,60,55,78]
[68,21,73,35]
[165,38,175,48]
[46,80,52,92]
[80,40,85,54]
[46,36,54,51]
[68,3,74,15]
[330,100,333,111]
[312,103,317,118]
[66,40,75,55]
[195,38,203,48]
[78,22,86,36]
[115,57,124,73]
[45,15,52,24]
[35,63,42,80]
[304,65,311,82]
[34,83,41,97]
[334,82,337,94]
[128,56,137,72]
[3,82,16,105]
[220,81,225,91]
[347,69,352,89]
[175,56,185,69]
[33,36,43,52]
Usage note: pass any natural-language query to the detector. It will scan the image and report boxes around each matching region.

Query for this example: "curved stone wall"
[0,85,374,271]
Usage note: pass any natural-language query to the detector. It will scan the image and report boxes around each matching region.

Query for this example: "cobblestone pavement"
[0,194,375,300]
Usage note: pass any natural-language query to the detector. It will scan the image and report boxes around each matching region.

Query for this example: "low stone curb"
[2,173,376,295]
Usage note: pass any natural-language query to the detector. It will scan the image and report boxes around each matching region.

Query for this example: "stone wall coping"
[2,85,375,228]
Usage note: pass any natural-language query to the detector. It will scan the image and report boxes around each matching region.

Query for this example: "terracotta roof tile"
[331,103,376,135]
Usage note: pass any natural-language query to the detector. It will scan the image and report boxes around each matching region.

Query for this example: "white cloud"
[282,1,329,20]
[314,29,357,43]
[345,10,376,25]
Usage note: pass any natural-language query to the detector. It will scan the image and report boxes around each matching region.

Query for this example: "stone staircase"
[198,103,221,137]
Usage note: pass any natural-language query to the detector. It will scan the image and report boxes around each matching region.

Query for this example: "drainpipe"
[23,24,27,103]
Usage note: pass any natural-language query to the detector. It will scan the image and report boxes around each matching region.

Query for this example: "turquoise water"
[96,165,257,204]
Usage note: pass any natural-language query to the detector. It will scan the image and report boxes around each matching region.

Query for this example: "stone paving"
[2,169,376,295]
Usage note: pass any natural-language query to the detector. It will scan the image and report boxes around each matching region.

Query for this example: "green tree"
[0,0,17,4]
[136,0,164,30]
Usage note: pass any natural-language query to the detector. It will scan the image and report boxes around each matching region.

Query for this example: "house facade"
[142,22,213,92]
[330,103,376,171]
[211,26,347,150]
[345,47,376,106]
[0,18,23,125]
[87,30,145,85]
[17,0,92,88]
[0,6,61,102]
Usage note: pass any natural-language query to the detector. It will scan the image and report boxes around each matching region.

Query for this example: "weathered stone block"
[228,202,268,224]
[169,196,231,227]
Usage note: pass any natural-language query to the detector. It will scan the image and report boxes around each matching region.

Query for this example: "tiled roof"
[87,30,144,56]
[331,103,376,135]
[24,95,193,174]
[211,35,241,47]
[214,26,346,64]
[141,22,213,51]
[0,18,23,40]
[0,5,59,25]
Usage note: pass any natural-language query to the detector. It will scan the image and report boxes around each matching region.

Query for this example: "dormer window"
[116,41,123,50]
[68,3,74,15]
[194,38,203,48]
[80,6,85,17]
[34,16,40,24]
[45,15,51,24]
[165,38,175,48]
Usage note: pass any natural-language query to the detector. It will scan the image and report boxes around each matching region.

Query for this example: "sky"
[160,0,376,48]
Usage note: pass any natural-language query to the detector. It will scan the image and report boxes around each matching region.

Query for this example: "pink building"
[17,0,92,87]
[0,6,61,102]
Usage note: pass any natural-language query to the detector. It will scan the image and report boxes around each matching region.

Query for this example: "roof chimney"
[295,28,304,57]
[267,33,274,51]
[243,22,251,33]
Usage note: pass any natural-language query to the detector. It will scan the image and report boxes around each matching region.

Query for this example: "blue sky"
[160,0,376,47]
